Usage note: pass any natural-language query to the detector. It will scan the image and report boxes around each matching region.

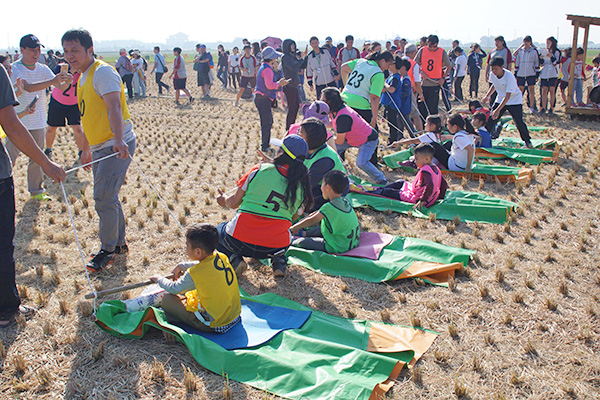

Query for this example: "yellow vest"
[184,252,242,328]
[77,59,131,146]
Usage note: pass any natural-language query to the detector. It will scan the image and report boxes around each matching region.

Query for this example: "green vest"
[304,144,346,185]
[342,59,382,103]
[320,197,360,253]
[239,164,304,221]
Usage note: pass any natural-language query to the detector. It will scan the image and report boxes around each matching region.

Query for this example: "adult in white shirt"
[7,34,71,201]
[482,57,532,148]
[453,47,467,101]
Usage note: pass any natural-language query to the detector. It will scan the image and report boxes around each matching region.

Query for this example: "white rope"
[384,94,418,138]
[60,181,98,317]
[129,155,185,233]
[65,152,120,174]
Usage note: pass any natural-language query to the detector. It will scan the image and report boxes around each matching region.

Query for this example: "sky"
[3,0,600,50]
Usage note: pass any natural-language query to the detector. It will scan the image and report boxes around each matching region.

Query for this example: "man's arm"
[0,105,65,182]
[102,92,129,159]
[23,72,71,92]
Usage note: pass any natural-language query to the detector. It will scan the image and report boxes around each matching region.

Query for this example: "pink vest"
[400,164,443,207]
[286,123,301,137]
[51,71,80,106]
[332,106,372,147]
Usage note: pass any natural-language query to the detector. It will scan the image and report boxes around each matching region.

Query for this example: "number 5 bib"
[343,59,383,101]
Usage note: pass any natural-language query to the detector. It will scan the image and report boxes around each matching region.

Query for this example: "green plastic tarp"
[286,236,473,283]
[382,148,529,178]
[503,123,550,133]
[95,291,438,400]
[347,189,516,224]
[492,137,557,149]
[475,146,557,165]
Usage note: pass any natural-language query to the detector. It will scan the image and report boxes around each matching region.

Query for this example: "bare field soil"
[1,75,599,400]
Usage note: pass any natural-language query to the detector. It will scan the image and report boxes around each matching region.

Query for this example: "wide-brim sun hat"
[261,46,283,60]
[302,101,330,125]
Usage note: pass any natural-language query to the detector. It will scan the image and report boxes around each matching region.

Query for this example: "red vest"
[421,47,444,80]
[399,164,443,207]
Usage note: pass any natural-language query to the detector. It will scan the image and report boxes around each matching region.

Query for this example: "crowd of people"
[0,28,599,336]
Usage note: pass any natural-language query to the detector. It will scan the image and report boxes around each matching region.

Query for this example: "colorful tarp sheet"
[95,291,438,400]
[286,235,473,285]
[503,123,551,133]
[347,180,516,224]
[334,232,394,260]
[178,300,311,350]
[492,137,557,149]
[475,146,558,165]
[382,148,532,182]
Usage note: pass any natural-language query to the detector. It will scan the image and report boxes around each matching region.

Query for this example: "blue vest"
[381,73,411,115]
[255,63,277,100]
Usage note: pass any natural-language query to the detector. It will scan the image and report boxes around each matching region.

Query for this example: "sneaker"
[233,100,239,107]
[86,250,115,273]
[376,179,388,186]
[31,192,51,201]
[189,97,195,104]
[547,109,554,115]
[44,148,52,159]
[77,150,82,159]
[523,142,533,149]
[114,244,129,255]
[538,109,546,115]
[0,305,36,329]
[398,159,417,169]
[272,257,287,277]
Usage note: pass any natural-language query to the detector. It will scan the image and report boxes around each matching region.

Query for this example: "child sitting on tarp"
[367,143,447,209]
[390,114,443,149]
[472,112,492,148]
[150,223,241,333]
[430,114,475,172]
[290,170,360,253]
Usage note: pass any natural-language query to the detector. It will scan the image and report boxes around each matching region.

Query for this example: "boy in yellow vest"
[150,223,242,333]
[61,29,136,272]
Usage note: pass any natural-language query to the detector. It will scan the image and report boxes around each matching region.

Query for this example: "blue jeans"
[298,84,306,103]
[573,78,583,103]
[336,139,386,183]
[217,67,228,87]
[0,177,18,319]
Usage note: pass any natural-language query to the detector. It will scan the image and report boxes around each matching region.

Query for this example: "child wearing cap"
[150,223,241,333]
[290,170,359,253]
[367,143,447,209]
[216,134,312,277]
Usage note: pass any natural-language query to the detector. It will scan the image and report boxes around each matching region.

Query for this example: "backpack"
[125,57,133,72]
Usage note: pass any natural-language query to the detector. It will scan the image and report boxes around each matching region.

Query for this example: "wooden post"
[582,23,590,75]
[567,22,579,109]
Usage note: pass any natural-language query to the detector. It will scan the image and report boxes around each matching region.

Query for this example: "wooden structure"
[566,15,600,117]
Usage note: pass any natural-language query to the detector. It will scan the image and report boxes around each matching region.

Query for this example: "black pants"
[353,107,380,166]
[155,72,170,94]
[254,94,274,151]
[469,69,480,97]
[230,71,240,89]
[315,81,337,101]
[454,76,465,101]
[122,74,134,99]
[430,142,451,169]
[384,105,403,143]
[489,103,531,144]
[441,81,452,111]
[422,85,440,116]
[0,178,18,320]
[283,85,300,131]
[369,179,406,200]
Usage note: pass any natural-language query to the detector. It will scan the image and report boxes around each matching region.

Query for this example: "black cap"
[20,34,44,49]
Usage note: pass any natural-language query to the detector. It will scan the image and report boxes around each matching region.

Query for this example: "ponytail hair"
[367,50,394,63]
[273,153,314,211]
[448,113,465,130]
[426,115,443,134]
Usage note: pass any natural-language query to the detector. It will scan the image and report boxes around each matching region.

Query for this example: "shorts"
[560,80,568,90]
[197,70,210,86]
[540,78,557,87]
[47,97,81,127]
[516,76,537,86]
[240,76,256,88]
[173,78,187,90]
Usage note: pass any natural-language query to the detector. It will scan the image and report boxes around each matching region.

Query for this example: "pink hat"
[302,101,330,125]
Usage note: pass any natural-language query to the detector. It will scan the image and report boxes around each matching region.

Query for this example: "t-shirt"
[78,61,135,151]
[240,54,257,78]
[0,64,17,179]
[229,54,240,70]
[11,61,55,130]
[487,48,512,70]
[337,47,360,65]
[196,52,211,73]
[417,131,440,144]
[154,53,167,73]
[131,58,144,77]
[476,128,492,148]
[574,60,583,79]
[448,131,474,171]
[489,68,522,106]
[341,59,384,110]
[225,164,302,248]
[173,55,187,79]
[593,67,599,87]
[454,54,467,78]
[560,57,570,81]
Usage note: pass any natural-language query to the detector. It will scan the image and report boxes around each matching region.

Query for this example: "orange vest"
[421,47,444,80]
[407,58,417,91]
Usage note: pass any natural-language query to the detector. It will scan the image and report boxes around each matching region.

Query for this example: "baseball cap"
[261,46,283,60]
[281,134,309,161]
[20,34,44,49]
[302,101,330,125]
[394,36,401,41]
[325,36,333,42]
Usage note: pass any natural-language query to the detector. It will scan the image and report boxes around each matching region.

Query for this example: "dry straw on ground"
[1,74,599,399]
